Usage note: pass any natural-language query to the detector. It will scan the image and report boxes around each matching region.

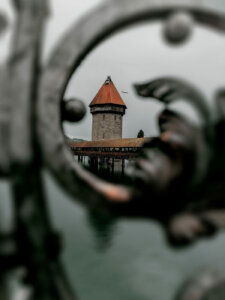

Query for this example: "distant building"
[68,76,148,178]
[90,76,126,141]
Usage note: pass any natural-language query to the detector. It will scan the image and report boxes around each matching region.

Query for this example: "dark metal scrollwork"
[1,0,225,299]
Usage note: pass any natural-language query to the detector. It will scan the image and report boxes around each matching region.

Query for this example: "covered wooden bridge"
[68,137,149,176]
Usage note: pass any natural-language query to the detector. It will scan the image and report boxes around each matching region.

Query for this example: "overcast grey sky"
[1,0,225,140]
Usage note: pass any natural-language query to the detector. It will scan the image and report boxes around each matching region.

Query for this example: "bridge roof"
[69,137,149,148]
[89,76,126,108]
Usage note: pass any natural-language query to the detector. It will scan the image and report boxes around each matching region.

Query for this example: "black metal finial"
[105,76,111,84]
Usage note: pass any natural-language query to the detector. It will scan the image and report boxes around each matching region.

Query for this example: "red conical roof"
[89,76,127,107]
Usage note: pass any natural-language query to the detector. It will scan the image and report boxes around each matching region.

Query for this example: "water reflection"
[44,171,225,300]
[87,208,117,251]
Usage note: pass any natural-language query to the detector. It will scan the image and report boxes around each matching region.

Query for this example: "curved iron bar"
[0,11,8,36]
[0,0,225,299]
[1,0,77,299]
[37,0,225,205]
[36,0,225,245]
[133,77,213,185]
[35,0,225,247]
[0,68,10,176]
[133,77,212,125]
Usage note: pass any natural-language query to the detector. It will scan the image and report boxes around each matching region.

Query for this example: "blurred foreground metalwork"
[1,0,225,299]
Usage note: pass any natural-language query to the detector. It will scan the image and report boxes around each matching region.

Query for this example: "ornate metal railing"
[1,0,225,299]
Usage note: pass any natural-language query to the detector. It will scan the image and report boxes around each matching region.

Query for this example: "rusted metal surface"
[1,0,225,299]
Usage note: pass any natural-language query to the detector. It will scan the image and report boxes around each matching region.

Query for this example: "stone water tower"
[89,76,127,141]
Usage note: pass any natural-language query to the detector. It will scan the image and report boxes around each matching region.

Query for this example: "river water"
[46,173,225,300]
[1,174,225,300]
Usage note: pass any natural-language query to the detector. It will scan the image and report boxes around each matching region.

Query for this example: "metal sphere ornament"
[163,11,193,45]
[61,98,86,122]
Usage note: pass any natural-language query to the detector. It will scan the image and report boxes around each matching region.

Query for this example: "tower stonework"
[89,76,127,141]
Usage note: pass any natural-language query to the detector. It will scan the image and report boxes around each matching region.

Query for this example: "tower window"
[103,115,105,121]
[114,115,117,120]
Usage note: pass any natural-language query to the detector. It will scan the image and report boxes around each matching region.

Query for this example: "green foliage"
[137,129,144,138]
